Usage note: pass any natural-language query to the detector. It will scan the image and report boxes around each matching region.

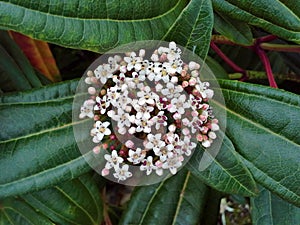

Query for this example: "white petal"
[104,128,111,135]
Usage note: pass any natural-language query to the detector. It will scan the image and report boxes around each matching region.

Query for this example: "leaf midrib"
[171,171,191,225]
[0,119,88,144]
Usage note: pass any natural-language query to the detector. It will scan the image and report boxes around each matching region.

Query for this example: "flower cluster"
[79,42,219,182]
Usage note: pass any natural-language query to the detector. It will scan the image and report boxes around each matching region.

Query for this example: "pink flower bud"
[88,87,96,95]
[125,140,134,148]
[189,61,200,70]
[196,134,203,142]
[87,70,94,77]
[102,143,108,150]
[93,146,101,154]
[159,53,167,62]
[101,168,110,176]
[182,81,189,88]
[191,111,198,117]
[91,77,98,84]
[189,77,197,86]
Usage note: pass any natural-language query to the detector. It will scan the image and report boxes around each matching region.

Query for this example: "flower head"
[78,41,220,183]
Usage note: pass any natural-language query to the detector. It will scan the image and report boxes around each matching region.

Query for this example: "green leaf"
[251,186,300,225]
[205,56,229,79]
[0,79,79,103]
[0,30,42,89]
[217,80,300,206]
[0,0,189,52]
[212,0,300,44]
[119,168,210,225]
[225,0,300,31]
[0,79,97,198]
[22,174,103,225]
[187,135,257,197]
[279,0,300,18]
[0,174,103,225]
[163,0,214,59]
[0,44,32,91]
[0,198,53,225]
[213,11,253,46]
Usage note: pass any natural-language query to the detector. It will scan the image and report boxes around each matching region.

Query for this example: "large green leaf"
[119,168,213,225]
[213,11,253,46]
[22,174,103,225]
[0,79,95,198]
[212,0,300,44]
[163,0,214,59]
[0,0,189,52]
[0,198,53,224]
[0,30,42,91]
[187,135,257,197]
[225,0,300,31]
[217,80,300,206]
[0,79,79,103]
[0,174,103,225]
[251,186,300,225]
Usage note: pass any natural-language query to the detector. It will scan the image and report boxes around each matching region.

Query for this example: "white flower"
[145,133,166,152]
[189,94,203,110]
[107,108,133,134]
[166,59,183,74]
[104,150,123,169]
[140,156,157,175]
[179,136,196,156]
[137,86,158,105]
[169,94,190,115]
[155,97,168,110]
[94,96,109,114]
[79,99,95,118]
[111,90,132,110]
[94,64,114,84]
[124,52,143,71]
[153,145,172,162]
[132,100,154,120]
[220,198,235,225]
[190,117,203,134]
[106,86,121,107]
[113,164,132,181]
[154,63,171,83]
[132,71,146,83]
[161,82,183,98]
[162,155,183,175]
[150,111,167,130]
[158,42,182,62]
[195,81,214,99]
[91,121,111,143]
[135,117,153,133]
[127,148,146,164]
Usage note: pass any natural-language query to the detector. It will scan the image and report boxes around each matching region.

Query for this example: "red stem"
[253,36,278,88]
[210,42,248,81]
[256,47,278,88]
[257,35,277,43]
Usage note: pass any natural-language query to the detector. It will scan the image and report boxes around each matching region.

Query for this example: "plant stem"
[229,70,300,83]
[212,35,300,52]
[256,47,278,88]
[260,43,300,52]
[210,41,248,81]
